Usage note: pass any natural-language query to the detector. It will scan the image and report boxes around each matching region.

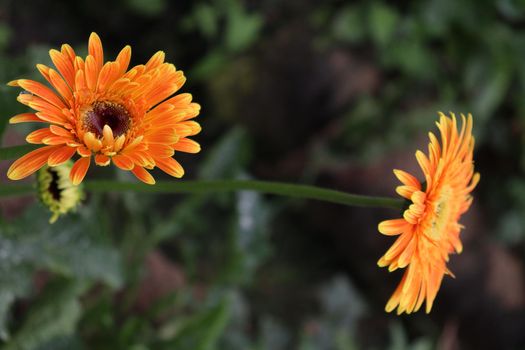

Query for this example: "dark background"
[0,0,524,349]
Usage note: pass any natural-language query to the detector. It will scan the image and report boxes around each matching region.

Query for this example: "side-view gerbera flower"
[377,112,480,315]
[7,32,201,185]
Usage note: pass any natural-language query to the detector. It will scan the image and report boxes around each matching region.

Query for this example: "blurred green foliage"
[0,0,524,349]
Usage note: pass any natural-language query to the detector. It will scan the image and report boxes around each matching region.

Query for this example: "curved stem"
[0,145,404,210]
[0,179,404,210]
[84,180,404,210]
[0,184,34,197]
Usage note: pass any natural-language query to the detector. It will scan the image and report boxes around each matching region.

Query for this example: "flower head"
[378,112,480,315]
[7,33,201,185]
[37,161,84,223]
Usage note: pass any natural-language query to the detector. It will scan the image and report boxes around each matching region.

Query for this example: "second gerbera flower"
[378,112,479,315]
[7,32,201,185]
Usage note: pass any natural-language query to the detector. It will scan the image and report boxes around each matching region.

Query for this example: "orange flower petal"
[48,146,76,166]
[75,69,86,90]
[70,156,91,185]
[378,113,479,315]
[113,154,134,170]
[35,111,67,125]
[83,132,103,152]
[172,138,200,153]
[178,121,201,136]
[18,94,64,118]
[154,157,184,178]
[9,113,43,124]
[147,144,174,158]
[49,49,75,89]
[42,136,69,145]
[126,151,154,168]
[378,219,411,236]
[77,146,92,157]
[116,45,131,76]
[95,154,110,166]
[17,79,66,109]
[84,55,98,91]
[49,68,73,102]
[102,125,114,147]
[397,235,417,268]
[145,130,179,145]
[36,64,53,86]
[131,166,155,185]
[61,44,76,61]
[113,135,126,152]
[393,169,420,188]
[88,32,104,71]
[7,146,58,180]
[381,232,413,263]
[49,125,73,138]
[26,128,54,144]
[395,185,418,200]
[97,62,120,91]
[385,273,406,313]
[7,33,200,185]
[145,51,165,71]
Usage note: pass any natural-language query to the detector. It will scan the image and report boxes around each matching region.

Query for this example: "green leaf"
[332,6,366,43]
[198,127,250,180]
[159,297,232,350]
[219,186,272,284]
[387,322,434,350]
[126,0,166,16]
[194,4,219,39]
[224,0,263,52]
[0,205,123,288]
[191,51,228,82]
[465,54,512,123]
[0,270,32,341]
[368,2,399,46]
[0,24,11,49]
[0,184,33,197]
[3,278,83,350]
[0,204,122,340]
[33,336,85,350]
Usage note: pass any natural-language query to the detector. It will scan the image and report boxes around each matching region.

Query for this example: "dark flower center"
[47,168,61,201]
[83,101,131,137]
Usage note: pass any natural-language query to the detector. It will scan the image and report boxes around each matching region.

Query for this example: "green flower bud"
[37,161,84,223]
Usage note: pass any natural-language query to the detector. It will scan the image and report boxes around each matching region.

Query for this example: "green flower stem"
[0,144,39,160]
[0,144,403,209]
[0,180,403,209]
[0,145,404,210]
[84,180,403,210]
[0,184,34,197]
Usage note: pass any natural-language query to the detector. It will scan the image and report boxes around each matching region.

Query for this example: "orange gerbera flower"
[378,112,479,315]
[7,33,201,185]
